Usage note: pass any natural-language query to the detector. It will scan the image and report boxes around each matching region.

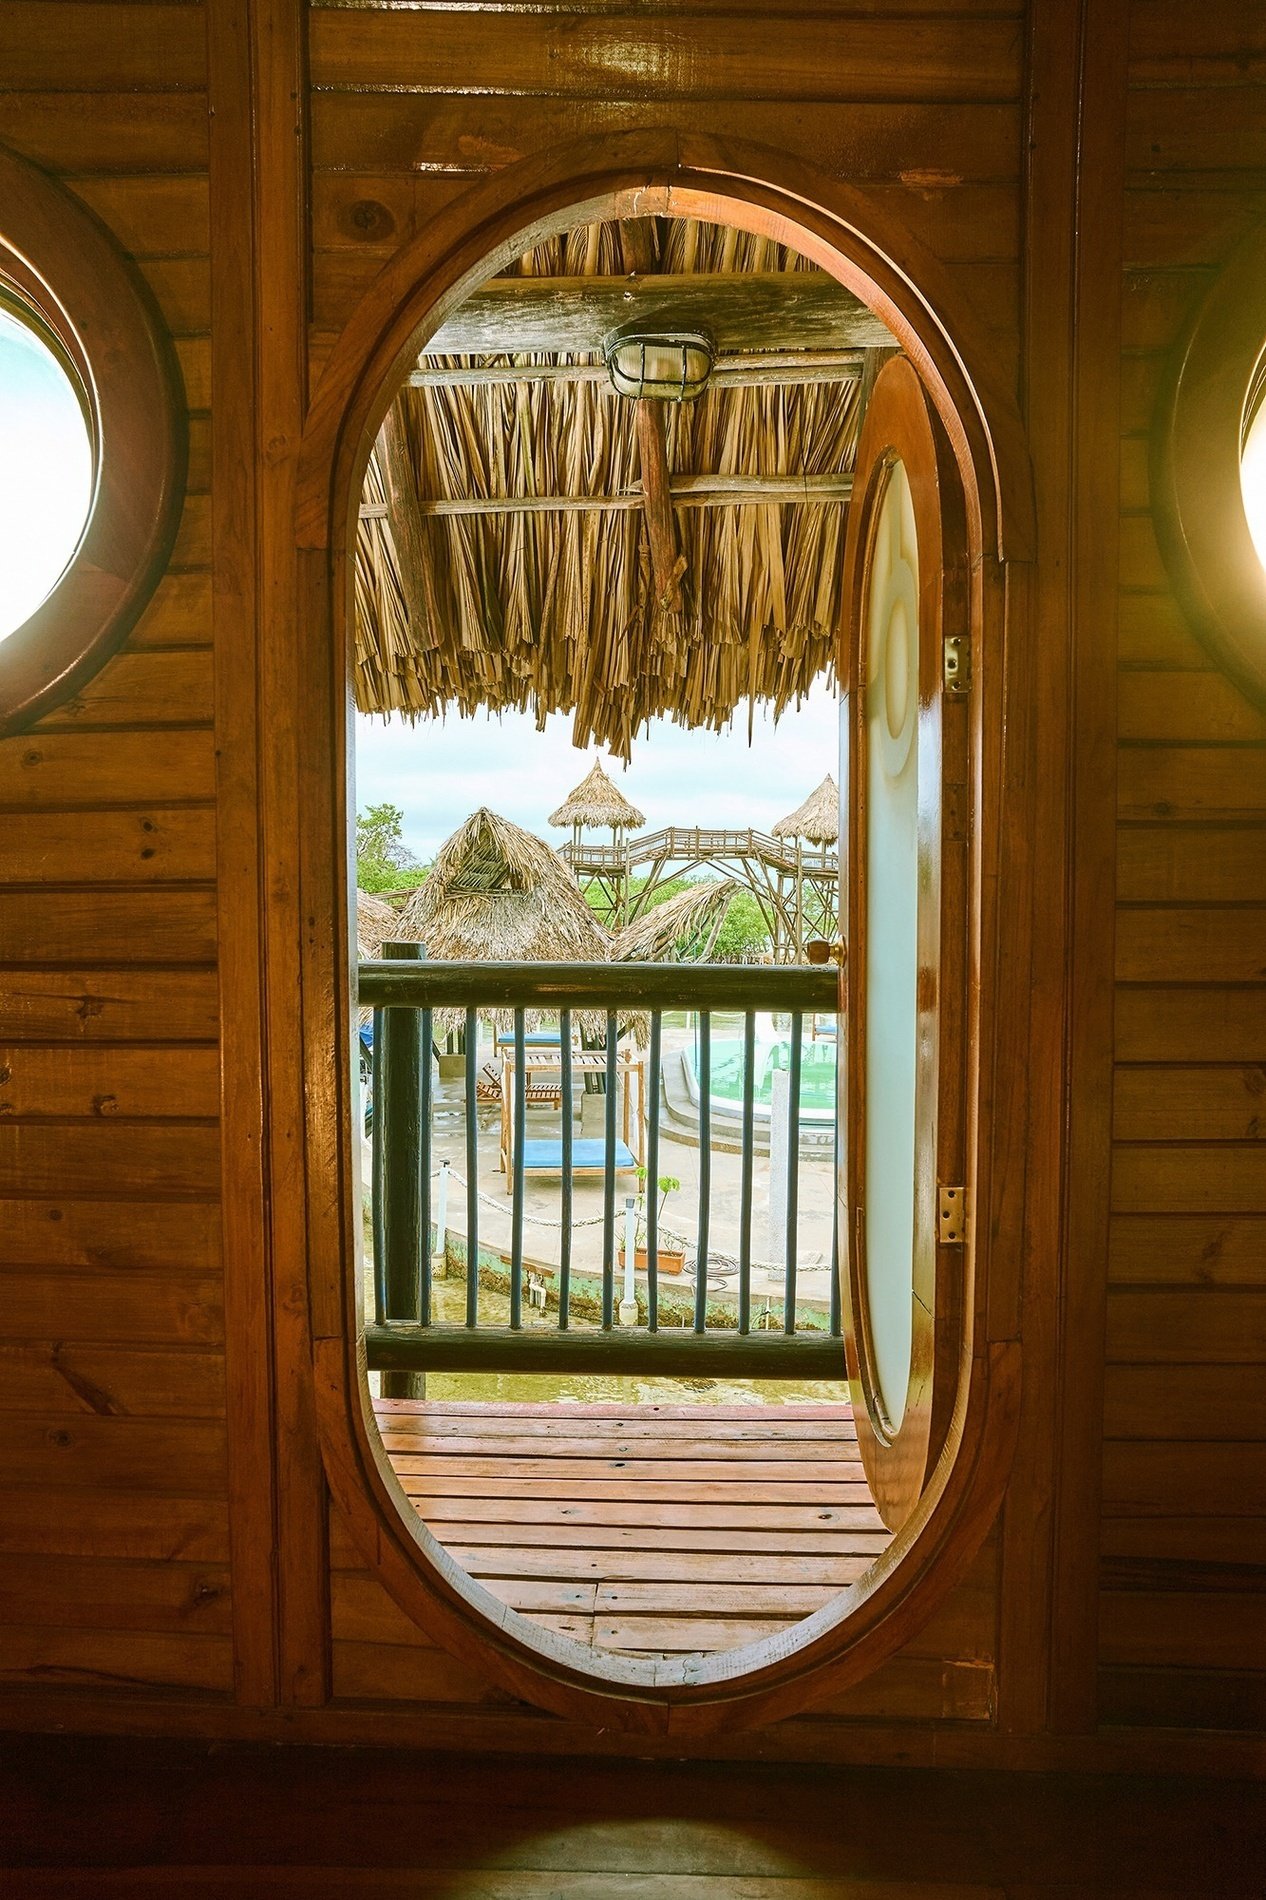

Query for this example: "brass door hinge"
[943,635,971,696]
[938,1185,967,1244]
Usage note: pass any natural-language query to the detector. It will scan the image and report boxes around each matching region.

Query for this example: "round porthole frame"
[0,141,185,735]
[1152,220,1266,706]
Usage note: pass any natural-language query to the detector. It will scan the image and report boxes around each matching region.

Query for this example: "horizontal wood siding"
[0,0,229,1707]
[1101,0,1266,1733]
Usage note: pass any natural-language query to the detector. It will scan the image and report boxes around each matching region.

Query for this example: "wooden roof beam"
[407,350,870,391]
[360,471,854,521]
[419,272,894,357]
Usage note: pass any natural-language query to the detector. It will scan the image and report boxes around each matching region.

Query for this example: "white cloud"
[355,683,841,862]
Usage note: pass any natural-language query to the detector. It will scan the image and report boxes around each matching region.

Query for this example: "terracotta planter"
[619,1245,686,1276]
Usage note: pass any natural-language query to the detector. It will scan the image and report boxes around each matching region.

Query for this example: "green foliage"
[356,801,428,894]
[710,888,770,960]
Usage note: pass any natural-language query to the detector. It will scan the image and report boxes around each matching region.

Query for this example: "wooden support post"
[376,406,443,651]
[635,399,687,610]
[380,940,427,1401]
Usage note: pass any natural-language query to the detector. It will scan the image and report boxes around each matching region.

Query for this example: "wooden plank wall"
[0,0,1259,1761]
[1102,0,1266,1733]
[0,2,230,1700]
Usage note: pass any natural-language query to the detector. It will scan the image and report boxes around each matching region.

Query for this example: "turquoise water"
[695,1027,838,1114]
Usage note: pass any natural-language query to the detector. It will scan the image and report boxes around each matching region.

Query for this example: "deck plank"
[375,1397,890,1657]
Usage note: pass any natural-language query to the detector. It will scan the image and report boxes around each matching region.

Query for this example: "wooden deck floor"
[374,1397,892,1658]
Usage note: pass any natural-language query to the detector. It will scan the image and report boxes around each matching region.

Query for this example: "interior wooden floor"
[375,1396,891,1656]
[4,1738,1262,1896]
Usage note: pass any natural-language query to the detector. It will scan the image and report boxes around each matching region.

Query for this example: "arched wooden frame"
[0,142,185,734]
[296,131,1032,1736]
[1153,220,1266,706]
[841,357,970,1532]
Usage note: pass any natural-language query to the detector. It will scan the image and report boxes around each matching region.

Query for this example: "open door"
[838,354,970,1533]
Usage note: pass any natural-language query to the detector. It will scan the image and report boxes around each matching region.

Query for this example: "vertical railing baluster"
[419,1006,433,1329]
[830,1106,842,1337]
[602,1009,617,1329]
[738,1010,755,1336]
[370,1007,386,1328]
[785,1010,802,1334]
[464,1006,479,1329]
[559,1007,573,1331]
[380,940,426,1402]
[510,1009,526,1329]
[646,1012,661,1333]
[695,1011,711,1333]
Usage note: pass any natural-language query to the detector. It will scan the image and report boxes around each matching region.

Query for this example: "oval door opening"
[320,156,1006,1729]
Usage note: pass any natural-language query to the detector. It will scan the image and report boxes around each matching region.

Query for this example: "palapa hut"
[772,774,840,956]
[396,806,608,971]
[773,773,840,847]
[609,879,735,964]
[355,216,890,757]
[550,759,646,926]
[355,889,399,961]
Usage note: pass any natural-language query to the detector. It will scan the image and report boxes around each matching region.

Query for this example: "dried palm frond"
[354,215,873,755]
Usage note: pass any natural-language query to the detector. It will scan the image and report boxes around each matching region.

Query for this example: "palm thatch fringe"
[355,216,866,756]
[549,759,645,832]
[609,880,735,964]
[773,773,839,845]
[356,889,399,960]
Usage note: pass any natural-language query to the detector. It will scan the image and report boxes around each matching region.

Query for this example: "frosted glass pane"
[863,457,919,1431]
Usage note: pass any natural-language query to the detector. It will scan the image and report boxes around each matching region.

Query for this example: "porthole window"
[0,295,94,641]
[1153,222,1266,704]
[1239,359,1266,573]
[0,141,184,733]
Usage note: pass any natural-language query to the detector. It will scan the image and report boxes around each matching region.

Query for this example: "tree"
[356,802,426,894]
[710,889,771,961]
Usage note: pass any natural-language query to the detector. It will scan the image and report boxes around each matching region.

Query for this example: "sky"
[355,681,841,864]
[0,305,93,640]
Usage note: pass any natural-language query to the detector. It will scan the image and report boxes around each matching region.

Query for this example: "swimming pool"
[686,1016,837,1124]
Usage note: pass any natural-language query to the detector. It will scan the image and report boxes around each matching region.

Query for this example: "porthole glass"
[1240,373,1266,573]
[0,299,94,642]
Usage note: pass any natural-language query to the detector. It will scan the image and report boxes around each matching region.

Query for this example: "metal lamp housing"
[604,326,714,402]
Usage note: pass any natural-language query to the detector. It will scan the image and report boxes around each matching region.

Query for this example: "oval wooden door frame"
[0,140,186,734]
[299,130,1029,1736]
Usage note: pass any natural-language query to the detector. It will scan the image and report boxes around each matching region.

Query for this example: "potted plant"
[619,1167,686,1275]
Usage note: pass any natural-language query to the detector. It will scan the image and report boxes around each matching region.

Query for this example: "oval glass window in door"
[862,455,921,1436]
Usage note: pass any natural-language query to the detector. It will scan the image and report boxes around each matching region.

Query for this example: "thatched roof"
[610,881,735,964]
[773,774,839,845]
[395,807,608,966]
[549,760,645,833]
[355,216,885,756]
[356,889,399,960]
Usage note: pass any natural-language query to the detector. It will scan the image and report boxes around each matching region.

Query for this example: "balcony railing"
[359,953,843,1377]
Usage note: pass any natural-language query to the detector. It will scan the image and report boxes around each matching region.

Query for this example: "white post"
[768,1064,790,1276]
[619,1195,639,1326]
[433,1159,449,1273]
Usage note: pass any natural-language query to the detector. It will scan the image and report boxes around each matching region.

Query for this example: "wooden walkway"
[374,1398,891,1657]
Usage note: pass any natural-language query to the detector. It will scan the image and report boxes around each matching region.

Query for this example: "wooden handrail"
[358,958,839,1012]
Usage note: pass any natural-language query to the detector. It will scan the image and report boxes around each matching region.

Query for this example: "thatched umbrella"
[773,773,839,846]
[549,759,645,843]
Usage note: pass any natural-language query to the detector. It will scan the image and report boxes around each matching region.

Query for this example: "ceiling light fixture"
[603,325,714,402]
